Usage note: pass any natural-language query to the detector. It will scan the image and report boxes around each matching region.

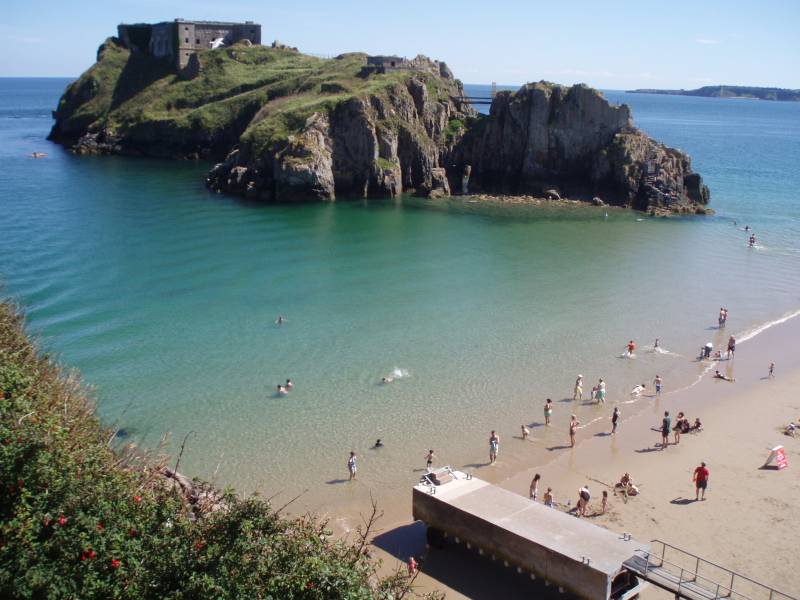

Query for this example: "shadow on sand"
[670,497,696,505]
[325,478,349,485]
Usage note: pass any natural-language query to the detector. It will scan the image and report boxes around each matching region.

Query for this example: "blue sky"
[1,0,798,88]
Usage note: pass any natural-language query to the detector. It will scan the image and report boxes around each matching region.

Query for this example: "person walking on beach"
[544,398,553,425]
[769,362,775,378]
[489,430,500,464]
[521,424,530,440]
[529,473,541,500]
[661,411,671,449]
[601,490,608,514]
[611,407,620,435]
[573,375,583,401]
[424,449,436,471]
[348,451,358,480]
[693,461,709,501]
[569,415,580,447]
[654,375,663,396]
[727,336,736,359]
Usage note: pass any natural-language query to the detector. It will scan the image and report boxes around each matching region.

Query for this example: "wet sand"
[352,315,800,598]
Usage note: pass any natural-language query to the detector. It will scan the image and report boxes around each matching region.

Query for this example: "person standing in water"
[626,340,636,356]
[597,379,606,403]
[727,336,736,359]
[489,431,500,464]
[654,338,660,350]
[569,415,580,447]
[348,452,358,480]
[573,375,583,401]
[654,375,663,396]
[521,424,530,441]
[529,473,541,500]
[544,398,553,425]
[611,407,620,435]
[769,362,775,378]
[275,315,286,325]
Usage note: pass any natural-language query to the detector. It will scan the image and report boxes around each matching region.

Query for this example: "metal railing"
[631,540,797,600]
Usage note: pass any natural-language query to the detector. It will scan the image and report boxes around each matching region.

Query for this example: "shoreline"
[324,309,800,598]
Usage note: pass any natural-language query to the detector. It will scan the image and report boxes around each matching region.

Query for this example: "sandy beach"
[348,314,800,598]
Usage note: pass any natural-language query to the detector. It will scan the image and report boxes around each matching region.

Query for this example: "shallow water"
[1,78,798,508]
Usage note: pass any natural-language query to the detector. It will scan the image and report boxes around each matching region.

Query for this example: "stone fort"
[117,19,261,71]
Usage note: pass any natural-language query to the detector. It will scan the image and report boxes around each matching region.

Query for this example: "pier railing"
[627,540,796,600]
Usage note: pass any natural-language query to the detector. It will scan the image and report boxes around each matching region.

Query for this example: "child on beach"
[673,412,686,444]
[661,411,671,449]
[543,487,554,507]
[348,452,358,480]
[424,449,436,471]
[544,399,553,425]
[529,473,541,500]
[521,424,530,440]
[630,383,646,397]
[769,362,775,378]
[597,379,606,403]
[714,370,735,382]
[611,407,620,435]
[489,431,500,464]
[569,415,580,447]
[654,375,662,396]
[601,490,608,514]
[407,556,418,577]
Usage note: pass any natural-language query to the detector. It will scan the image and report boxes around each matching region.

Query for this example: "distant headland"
[48,18,711,215]
[628,85,800,102]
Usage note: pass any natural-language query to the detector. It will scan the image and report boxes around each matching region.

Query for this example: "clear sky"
[1,0,798,89]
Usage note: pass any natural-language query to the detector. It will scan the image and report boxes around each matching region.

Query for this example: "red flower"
[195,541,205,551]
[17,479,24,489]
[110,558,121,569]
[306,581,315,590]
[128,527,138,538]
[80,548,96,561]
[96,522,104,532]
[133,495,142,504]
[58,515,67,526]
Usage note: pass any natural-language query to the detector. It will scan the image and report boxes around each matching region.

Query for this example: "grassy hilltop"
[51,39,464,160]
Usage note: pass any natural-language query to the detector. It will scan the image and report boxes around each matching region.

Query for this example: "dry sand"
[360,315,800,598]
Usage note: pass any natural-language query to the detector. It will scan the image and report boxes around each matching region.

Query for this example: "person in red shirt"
[693,461,709,501]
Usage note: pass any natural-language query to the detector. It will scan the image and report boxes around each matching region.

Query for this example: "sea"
[1,78,799,512]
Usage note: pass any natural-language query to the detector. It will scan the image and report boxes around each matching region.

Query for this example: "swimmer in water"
[373,439,384,448]
[276,384,288,395]
[744,225,750,231]
[630,383,646,397]
[275,315,286,325]
[654,338,660,349]
[625,340,636,357]
[748,234,756,247]
[285,378,294,390]
[381,376,393,384]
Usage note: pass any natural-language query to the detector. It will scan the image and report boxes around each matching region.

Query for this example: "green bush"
[0,301,417,599]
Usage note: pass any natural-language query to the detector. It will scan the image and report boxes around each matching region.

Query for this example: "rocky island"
[50,33,710,214]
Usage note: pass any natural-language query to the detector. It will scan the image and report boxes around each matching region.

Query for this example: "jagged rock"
[451,81,709,213]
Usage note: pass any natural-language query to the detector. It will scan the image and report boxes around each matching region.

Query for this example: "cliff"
[451,82,710,212]
[629,85,800,102]
[51,39,710,213]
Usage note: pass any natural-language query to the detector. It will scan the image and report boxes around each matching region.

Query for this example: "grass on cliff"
[0,300,422,599]
[58,39,460,154]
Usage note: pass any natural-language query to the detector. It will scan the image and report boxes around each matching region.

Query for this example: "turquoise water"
[1,78,799,509]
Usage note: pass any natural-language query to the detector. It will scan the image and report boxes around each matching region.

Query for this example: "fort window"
[390,61,396,67]
[195,39,200,44]
[185,37,189,43]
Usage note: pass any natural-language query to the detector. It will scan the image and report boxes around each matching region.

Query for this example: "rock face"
[207,77,472,201]
[450,82,710,212]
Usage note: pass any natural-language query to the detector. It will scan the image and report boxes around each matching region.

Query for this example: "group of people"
[574,375,608,403]
[276,378,294,395]
[700,334,736,361]
[659,410,702,448]
[718,307,729,328]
